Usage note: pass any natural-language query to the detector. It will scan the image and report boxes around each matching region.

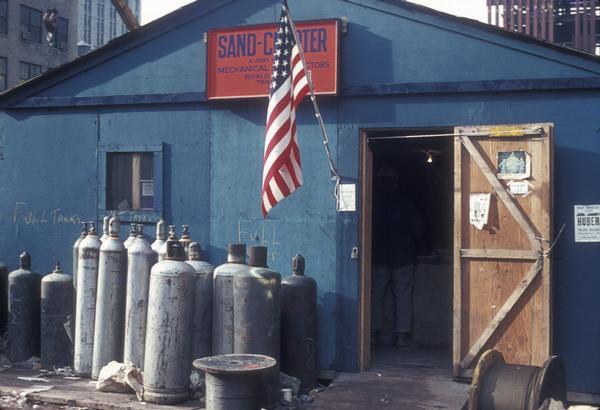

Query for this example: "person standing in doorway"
[371,166,423,348]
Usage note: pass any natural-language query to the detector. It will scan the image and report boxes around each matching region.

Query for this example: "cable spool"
[468,350,566,410]
[194,354,277,410]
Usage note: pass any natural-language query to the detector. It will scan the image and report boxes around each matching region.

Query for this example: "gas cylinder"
[123,224,138,250]
[158,225,175,262]
[179,225,193,258]
[186,242,214,360]
[123,225,155,370]
[233,246,281,408]
[41,261,73,369]
[281,255,317,392]
[100,216,110,243]
[7,252,41,363]
[0,261,8,336]
[212,243,246,355]
[92,215,127,379]
[151,219,166,259]
[143,233,195,404]
[72,222,88,295]
[74,223,101,375]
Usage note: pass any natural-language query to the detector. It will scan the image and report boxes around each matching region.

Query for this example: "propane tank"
[92,215,127,379]
[123,224,138,250]
[7,252,41,363]
[123,225,155,370]
[41,261,73,369]
[233,246,281,408]
[158,225,175,262]
[151,219,166,258]
[74,223,101,375]
[186,242,214,360]
[0,261,8,336]
[100,216,110,243]
[179,225,193,258]
[281,254,318,392]
[143,233,195,404]
[212,243,246,355]
[72,222,88,294]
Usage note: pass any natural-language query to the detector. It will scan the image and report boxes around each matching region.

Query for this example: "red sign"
[206,19,339,100]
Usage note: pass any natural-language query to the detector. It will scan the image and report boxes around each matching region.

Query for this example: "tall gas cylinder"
[7,252,41,363]
[212,243,246,355]
[41,262,73,369]
[92,215,127,379]
[281,255,317,392]
[123,223,138,250]
[123,225,155,370]
[100,215,110,243]
[186,242,214,360]
[233,246,281,408]
[74,223,101,375]
[151,219,166,259]
[72,222,88,298]
[143,233,195,404]
[179,225,193,258]
[0,261,8,336]
[158,225,175,262]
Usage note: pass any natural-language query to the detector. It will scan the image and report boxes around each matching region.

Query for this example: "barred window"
[19,61,41,82]
[83,0,92,44]
[0,57,7,91]
[21,6,42,43]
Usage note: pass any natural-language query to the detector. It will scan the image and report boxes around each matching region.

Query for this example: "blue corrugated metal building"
[1,0,599,401]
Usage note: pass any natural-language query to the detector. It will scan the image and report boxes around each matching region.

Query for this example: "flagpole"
[283,1,341,184]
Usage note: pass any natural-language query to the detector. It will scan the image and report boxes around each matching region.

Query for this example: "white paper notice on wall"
[508,180,530,196]
[470,193,491,230]
[337,184,356,212]
[574,204,600,242]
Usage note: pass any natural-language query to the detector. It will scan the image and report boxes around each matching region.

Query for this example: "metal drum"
[180,225,193,259]
[151,219,166,259]
[123,225,155,370]
[468,349,567,410]
[92,215,127,379]
[187,242,214,361]
[233,246,281,408]
[281,254,317,392]
[0,260,9,336]
[143,234,195,404]
[74,223,101,375]
[194,354,277,410]
[41,262,73,369]
[7,252,41,363]
[212,244,246,355]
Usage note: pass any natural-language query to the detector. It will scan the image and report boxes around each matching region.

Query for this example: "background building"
[487,0,599,55]
[77,0,140,50]
[0,0,78,92]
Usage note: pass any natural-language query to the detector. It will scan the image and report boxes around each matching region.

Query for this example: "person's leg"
[391,264,415,346]
[370,265,391,343]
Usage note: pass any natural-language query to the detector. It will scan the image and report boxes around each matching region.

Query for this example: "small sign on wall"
[574,204,600,242]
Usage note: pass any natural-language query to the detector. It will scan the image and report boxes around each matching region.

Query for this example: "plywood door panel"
[453,124,553,378]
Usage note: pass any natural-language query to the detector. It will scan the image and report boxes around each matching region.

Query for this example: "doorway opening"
[363,128,454,370]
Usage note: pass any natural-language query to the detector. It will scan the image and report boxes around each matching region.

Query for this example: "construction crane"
[110,0,139,31]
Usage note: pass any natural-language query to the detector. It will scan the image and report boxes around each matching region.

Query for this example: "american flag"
[261,1,309,217]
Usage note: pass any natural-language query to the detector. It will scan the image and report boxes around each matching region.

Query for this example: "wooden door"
[453,123,553,378]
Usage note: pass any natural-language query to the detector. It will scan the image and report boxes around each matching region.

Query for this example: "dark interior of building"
[368,129,454,364]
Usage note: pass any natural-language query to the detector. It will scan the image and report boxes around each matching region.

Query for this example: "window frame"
[98,143,164,223]
[0,0,7,36]
[20,5,42,43]
[0,56,7,92]
[19,61,41,82]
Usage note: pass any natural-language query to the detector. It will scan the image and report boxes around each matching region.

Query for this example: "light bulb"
[426,153,433,164]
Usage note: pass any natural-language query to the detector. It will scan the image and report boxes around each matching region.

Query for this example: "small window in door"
[106,152,154,211]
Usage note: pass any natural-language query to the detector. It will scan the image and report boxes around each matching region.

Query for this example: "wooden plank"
[452,134,463,377]
[359,132,372,371]
[460,258,543,369]
[131,153,141,210]
[460,136,541,252]
[460,249,540,260]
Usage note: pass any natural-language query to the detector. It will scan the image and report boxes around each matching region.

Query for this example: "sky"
[141,0,488,25]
